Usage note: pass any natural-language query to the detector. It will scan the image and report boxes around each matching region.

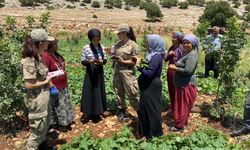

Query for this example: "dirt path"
[0,94,238,150]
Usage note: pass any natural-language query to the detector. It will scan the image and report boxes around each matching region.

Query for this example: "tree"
[161,0,178,8]
[199,1,237,27]
[210,17,246,119]
[145,2,163,22]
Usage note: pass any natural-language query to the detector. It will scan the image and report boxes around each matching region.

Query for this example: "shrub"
[243,0,250,4]
[187,0,205,6]
[91,0,100,8]
[139,0,146,9]
[199,1,237,27]
[83,0,91,3]
[65,0,80,2]
[233,1,241,8]
[245,4,250,12]
[113,0,122,8]
[19,0,36,6]
[145,2,163,21]
[39,12,50,29]
[124,5,131,10]
[123,0,140,7]
[92,14,98,18]
[104,0,113,8]
[19,0,48,6]
[178,1,189,9]
[80,1,86,6]
[195,21,210,38]
[0,0,5,6]
[0,34,26,123]
[161,0,178,8]
[244,12,250,22]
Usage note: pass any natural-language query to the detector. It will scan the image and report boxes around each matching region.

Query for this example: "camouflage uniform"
[21,57,51,150]
[113,39,140,111]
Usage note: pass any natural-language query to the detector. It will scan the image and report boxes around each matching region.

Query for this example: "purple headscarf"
[146,34,166,62]
[173,32,184,43]
[183,34,199,52]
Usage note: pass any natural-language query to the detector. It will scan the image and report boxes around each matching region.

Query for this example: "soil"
[0,94,245,150]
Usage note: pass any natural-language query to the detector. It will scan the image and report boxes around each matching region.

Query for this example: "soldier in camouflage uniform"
[21,29,56,150]
[112,24,140,122]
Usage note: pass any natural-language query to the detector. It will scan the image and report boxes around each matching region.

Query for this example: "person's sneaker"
[231,126,250,137]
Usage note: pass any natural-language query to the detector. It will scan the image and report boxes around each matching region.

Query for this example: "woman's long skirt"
[81,65,107,117]
[174,84,197,128]
[138,77,163,139]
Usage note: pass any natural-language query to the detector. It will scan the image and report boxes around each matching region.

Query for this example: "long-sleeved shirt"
[202,34,222,52]
[174,50,198,88]
[139,53,163,80]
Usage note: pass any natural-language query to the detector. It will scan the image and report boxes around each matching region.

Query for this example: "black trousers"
[205,55,219,78]
[243,92,250,128]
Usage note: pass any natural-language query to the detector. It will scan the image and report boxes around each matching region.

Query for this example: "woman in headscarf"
[164,32,184,118]
[80,28,107,123]
[138,34,165,139]
[168,34,199,131]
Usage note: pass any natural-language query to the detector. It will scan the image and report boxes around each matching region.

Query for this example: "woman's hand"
[45,75,54,83]
[116,56,124,64]
[96,59,104,65]
[169,64,177,71]
[88,59,95,64]
[104,47,112,56]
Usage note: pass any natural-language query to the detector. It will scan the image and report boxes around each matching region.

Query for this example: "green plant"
[25,15,35,30]
[211,17,246,119]
[80,1,86,6]
[0,0,5,7]
[178,1,189,9]
[104,0,113,8]
[161,0,178,8]
[198,77,218,95]
[91,0,100,8]
[123,0,140,7]
[188,0,205,6]
[233,1,241,8]
[0,37,25,123]
[66,0,80,2]
[245,4,250,12]
[60,127,243,149]
[244,12,250,22]
[113,0,122,8]
[39,12,50,29]
[124,5,131,10]
[243,0,250,4]
[19,0,36,6]
[6,16,16,30]
[145,2,163,22]
[92,14,98,18]
[83,0,91,3]
[199,1,237,27]
[195,21,210,38]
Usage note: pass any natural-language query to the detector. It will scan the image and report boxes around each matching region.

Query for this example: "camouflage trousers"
[50,87,74,126]
[24,90,51,150]
[113,69,139,111]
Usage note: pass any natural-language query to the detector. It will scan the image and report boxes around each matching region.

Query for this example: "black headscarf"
[88,28,104,59]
